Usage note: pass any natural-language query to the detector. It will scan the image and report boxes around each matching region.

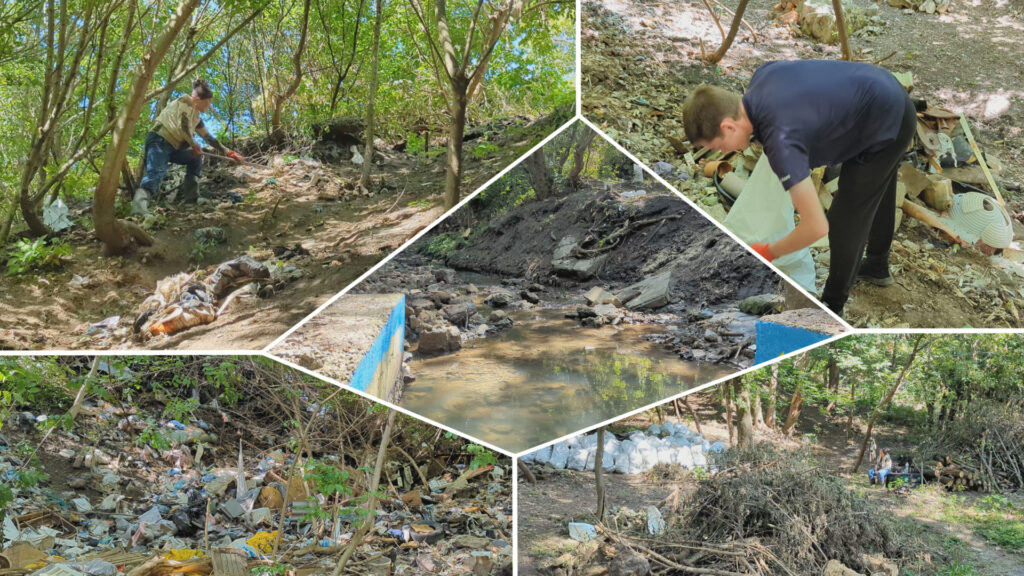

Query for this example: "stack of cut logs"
[925,456,986,491]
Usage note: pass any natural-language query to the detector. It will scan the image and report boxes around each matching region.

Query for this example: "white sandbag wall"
[521,422,726,475]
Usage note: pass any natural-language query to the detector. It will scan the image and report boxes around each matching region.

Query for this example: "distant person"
[133,79,244,216]
[682,60,915,316]
[868,447,893,486]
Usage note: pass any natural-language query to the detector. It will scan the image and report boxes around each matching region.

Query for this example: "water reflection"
[403,309,731,452]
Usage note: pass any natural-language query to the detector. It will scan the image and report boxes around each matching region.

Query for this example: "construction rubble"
[0,404,512,576]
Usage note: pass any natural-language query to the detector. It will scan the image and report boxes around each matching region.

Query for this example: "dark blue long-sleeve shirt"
[742,60,908,189]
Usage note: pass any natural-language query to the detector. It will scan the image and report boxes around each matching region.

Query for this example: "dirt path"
[517,394,729,570]
[0,114,563,350]
[582,0,1024,328]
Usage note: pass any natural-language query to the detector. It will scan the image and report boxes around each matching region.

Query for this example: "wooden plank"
[211,551,247,576]
[958,115,1005,205]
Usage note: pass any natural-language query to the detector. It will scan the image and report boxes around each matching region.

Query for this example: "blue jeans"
[868,468,891,486]
[139,131,202,193]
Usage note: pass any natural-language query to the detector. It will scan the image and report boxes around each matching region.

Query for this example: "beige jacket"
[151,95,224,152]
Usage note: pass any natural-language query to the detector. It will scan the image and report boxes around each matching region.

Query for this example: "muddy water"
[404,308,732,452]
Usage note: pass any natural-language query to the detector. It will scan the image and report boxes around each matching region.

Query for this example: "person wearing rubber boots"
[133,79,244,216]
[682,60,916,316]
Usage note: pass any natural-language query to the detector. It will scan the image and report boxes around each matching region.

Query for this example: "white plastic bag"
[723,155,818,291]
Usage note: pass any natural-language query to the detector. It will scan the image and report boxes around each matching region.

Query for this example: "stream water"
[403,308,732,452]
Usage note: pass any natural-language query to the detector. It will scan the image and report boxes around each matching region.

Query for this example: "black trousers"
[821,95,917,314]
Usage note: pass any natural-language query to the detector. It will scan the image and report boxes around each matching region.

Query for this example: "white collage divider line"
[0,350,250,357]
[512,450,520,576]
[511,329,850,458]
[576,115,853,332]
[262,116,584,353]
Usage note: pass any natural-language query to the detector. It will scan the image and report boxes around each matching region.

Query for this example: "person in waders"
[133,79,244,216]
[682,60,916,316]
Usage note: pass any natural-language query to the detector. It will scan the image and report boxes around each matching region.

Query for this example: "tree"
[567,126,597,189]
[408,0,525,209]
[765,362,778,429]
[359,0,385,189]
[270,0,312,141]
[94,0,202,252]
[522,147,554,198]
[733,379,753,447]
[703,0,750,64]
[852,335,930,472]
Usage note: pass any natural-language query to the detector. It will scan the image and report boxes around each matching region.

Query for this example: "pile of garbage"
[521,422,726,474]
[0,404,512,576]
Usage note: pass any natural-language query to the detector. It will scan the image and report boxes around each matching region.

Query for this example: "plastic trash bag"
[43,198,72,232]
[723,155,818,291]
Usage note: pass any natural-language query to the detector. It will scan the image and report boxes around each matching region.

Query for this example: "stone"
[443,301,476,325]
[593,304,619,317]
[452,535,491,549]
[520,290,540,304]
[553,255,608,280]
[488,310,509,323]
[433,268,456,283]
[194,227,227,245]
[485,291,514,308]
[584,287,621,306]
[418,326,462,356]
[739,293,784,315]
[616,271,672,310]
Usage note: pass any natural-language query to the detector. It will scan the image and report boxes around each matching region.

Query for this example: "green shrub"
[466,443,498,470]
[420,233,460,259]
[6,238,71,275]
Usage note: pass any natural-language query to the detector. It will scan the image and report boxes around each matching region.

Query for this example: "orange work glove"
[750,242,774,262]
[226,150,244,165]
[191,144,202,157]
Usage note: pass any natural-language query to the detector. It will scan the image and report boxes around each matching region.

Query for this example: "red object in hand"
[192,144,202,157]
[751,242,774,262]
[227,150,244,164]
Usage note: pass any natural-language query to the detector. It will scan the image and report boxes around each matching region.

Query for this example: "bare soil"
[518,393,1024,575]
[582,0,1024,328]
[0,112,567,350]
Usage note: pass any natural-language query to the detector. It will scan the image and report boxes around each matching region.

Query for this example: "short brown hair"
[682,85,742,143]
[193,78,213,100]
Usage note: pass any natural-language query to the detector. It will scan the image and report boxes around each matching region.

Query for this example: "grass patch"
[975,518,1024,550]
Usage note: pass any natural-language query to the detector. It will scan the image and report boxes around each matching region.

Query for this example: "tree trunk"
[359,0,384,189]
[567,127,597,189]
[846,376,856,436]
[523,147,553,199]
[751,391,764,430]
[704,0,750,64]
[734,380,753,447]
[765,363,778,429]
[724,384,735,446]
[595,428,606,520]
[680,396,703,435]
[831,0,852,61]
[852,335,929,473]
[271,0,312,142]
[443,82,468,210]
[781,383,803,436]
[824,353,840,414]
[94,0,199,252]
[518,460,536,483]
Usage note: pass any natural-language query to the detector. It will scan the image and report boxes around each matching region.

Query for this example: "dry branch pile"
[915,399,1024,492]
[608,445,907,575]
